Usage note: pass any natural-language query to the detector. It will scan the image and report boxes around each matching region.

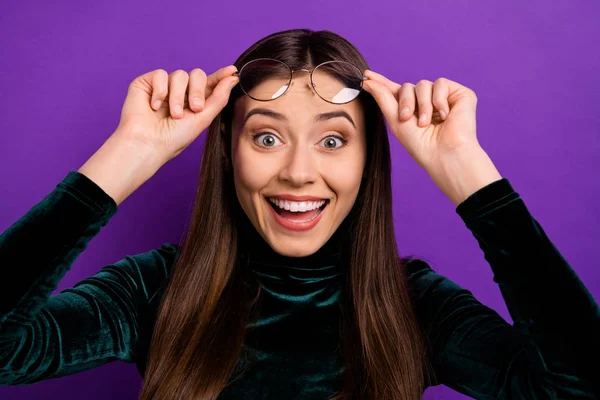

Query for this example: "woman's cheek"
[323,157,364,193]
[232,147,282,200]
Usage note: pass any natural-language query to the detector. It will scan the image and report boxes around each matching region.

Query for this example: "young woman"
[0,28,597,399]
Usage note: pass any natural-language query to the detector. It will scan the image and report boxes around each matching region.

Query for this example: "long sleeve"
[407,178,599,399]
[0,171,175,385]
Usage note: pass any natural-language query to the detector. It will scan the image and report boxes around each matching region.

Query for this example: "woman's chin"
[264,235,326,258]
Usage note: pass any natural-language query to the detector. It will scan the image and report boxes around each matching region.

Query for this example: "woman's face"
[229,71,367,257]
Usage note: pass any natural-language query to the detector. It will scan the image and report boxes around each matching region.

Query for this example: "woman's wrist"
[427,146,503,207]
[77,133,164,206]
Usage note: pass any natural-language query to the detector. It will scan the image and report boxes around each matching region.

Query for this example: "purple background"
[1,1,599,399]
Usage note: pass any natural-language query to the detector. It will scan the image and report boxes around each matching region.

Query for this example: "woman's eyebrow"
[243,107,356,129]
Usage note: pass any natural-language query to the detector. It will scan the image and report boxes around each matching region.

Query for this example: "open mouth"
[266,197,330,222]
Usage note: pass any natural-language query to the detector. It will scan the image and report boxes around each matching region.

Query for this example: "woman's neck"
[236,209,352,275]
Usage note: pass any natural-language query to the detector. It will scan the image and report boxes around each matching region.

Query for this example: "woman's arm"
[0,171,173,385]
[407,178,599,399]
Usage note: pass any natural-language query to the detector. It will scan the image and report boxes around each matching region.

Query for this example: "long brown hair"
[139,28,435,400]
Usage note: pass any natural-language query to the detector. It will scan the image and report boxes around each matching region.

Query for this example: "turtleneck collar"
[237,209,352,286]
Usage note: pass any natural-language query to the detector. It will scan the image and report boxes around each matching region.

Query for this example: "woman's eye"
[253,133,282,147]
[319,135,348,149]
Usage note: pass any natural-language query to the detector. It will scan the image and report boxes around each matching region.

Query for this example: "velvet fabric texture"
[0,170,598,399]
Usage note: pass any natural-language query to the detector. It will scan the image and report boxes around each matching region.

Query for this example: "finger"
[188,68,207,112]
[414,80,434,127]
[364,69,401,97]
[149,69,169,110]
[168,70,190,119]
[205,65,239,98]
[362,79,399,123]
[195,76,239,128]
[432,78,449,120]
[397,83,416,121]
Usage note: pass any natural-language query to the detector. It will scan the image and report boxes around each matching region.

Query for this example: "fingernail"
[439,110,446,119]
[400,107,410,118]
[174,104,182,115]
[153,100,162,109]
[419,113,427,124]
[193,98,202,107]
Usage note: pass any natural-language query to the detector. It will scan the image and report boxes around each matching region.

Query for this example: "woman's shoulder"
[400,257,458,292]
[400,256,475,310]
[401,256,435,276]
[105,242,180,304]
[160,242,180,256]
[127,242,180,270]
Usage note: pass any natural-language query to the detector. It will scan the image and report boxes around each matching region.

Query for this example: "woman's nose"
[278,145,319,187]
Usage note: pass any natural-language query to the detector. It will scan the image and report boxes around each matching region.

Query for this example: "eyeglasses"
[232,58,368,105]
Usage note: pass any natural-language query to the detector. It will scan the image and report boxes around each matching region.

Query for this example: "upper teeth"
[268,198,326,212]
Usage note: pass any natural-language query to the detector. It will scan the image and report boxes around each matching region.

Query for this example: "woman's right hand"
[114,65,239,163]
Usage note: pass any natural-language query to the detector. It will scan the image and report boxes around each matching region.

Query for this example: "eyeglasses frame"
[232,58,369,105]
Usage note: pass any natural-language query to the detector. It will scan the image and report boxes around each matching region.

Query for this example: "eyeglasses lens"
[238,59,363,104]
[312,61,363,104]
[238,59,291,101]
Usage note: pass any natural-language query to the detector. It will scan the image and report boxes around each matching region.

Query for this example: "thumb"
[195,76,239,125]
[362,79,399,123]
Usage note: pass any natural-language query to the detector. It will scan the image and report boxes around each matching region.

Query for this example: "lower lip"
[266,198,328,232]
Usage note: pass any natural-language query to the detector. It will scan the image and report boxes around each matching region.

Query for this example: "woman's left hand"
[362,70,504,206]
[361,70,481,171]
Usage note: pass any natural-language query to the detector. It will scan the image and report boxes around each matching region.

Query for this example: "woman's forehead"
[231,94,365,132]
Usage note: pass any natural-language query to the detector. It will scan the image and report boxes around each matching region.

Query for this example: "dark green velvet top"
[0,171,598,399]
